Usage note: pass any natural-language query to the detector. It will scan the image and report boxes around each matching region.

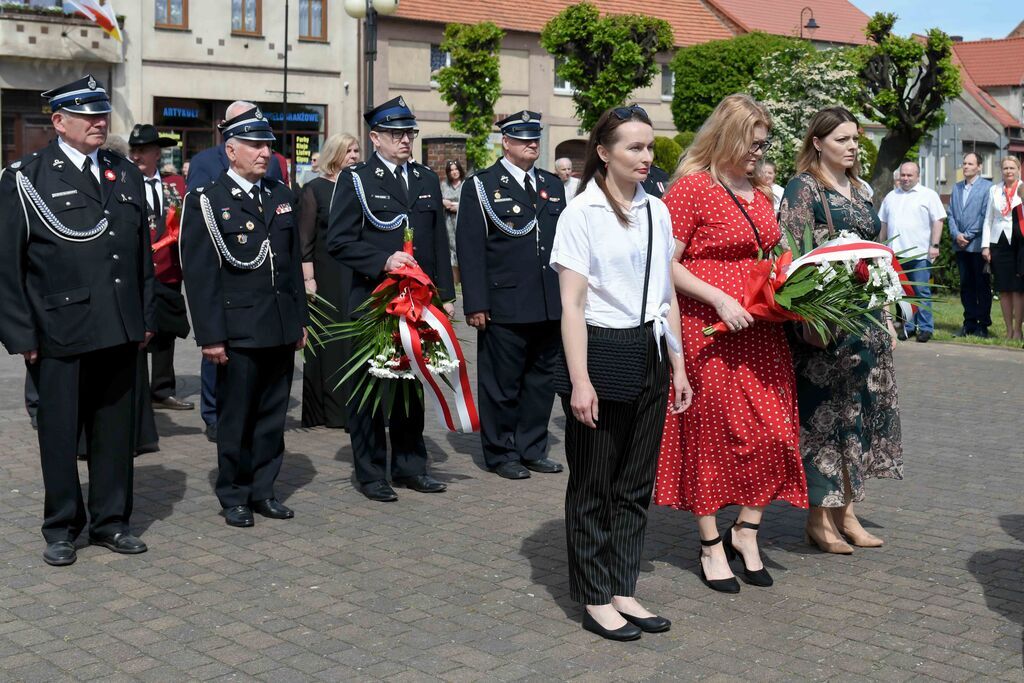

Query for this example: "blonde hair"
[672,94,773,198]
[795,107,863,191]
[320,133,359,177]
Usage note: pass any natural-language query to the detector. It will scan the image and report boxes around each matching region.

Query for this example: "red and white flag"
[64,0,122,42]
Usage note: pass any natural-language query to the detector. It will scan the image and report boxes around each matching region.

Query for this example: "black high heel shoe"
[582,611,642,641]
[724,520,773,587]
[698,535,740,593]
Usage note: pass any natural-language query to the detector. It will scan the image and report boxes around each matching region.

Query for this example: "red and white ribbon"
[787,234,916,299]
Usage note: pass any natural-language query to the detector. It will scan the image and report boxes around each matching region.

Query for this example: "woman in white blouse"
[981,157,1024,340]
[550,105,691,642]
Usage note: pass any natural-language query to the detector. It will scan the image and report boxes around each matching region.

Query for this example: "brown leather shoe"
[152,396,195,410]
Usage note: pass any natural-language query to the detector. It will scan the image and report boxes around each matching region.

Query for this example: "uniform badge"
[657,181,666,194]
[104,169,116,182]
[245,220,255,230]
[222,210,231,220]
[120,169,127,183]
[148,214,158,230]
[521,111,530,122]
[10,161,21,170]
[237,234,248,244]
[87,76,97,90]
[539,189,549,200]
[500,175,509,184]
[512,205,521,214]
[375,167,385,178]
[398,96,406,107]
[255,108,263,120]
[412,168,420,178]
[275,203,292,214]
[52,158,64,169]
[230,187,242,197]
[494,191,502,200]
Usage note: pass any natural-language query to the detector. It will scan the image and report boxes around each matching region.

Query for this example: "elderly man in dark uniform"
[456,111,565,480]
[129,124,194,412]
[0,75,156,566]
[180,107,307,527]
[327,96,456,502]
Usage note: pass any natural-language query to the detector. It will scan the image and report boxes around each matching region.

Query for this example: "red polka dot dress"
[654,173,808,515]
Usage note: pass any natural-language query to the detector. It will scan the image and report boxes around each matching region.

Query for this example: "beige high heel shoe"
[831,508,884,548]
[804,528,854,555]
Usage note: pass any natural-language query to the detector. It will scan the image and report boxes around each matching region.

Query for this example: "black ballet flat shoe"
[582,612,642,641]
[698,534,741,594]
[618,611,671,633]
[725,521,773,587]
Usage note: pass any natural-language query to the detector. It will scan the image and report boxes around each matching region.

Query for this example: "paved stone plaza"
[0,326,1021,682]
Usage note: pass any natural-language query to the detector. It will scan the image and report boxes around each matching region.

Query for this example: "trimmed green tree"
[854,13,962,201]
[653,136,682,173]
[435,22,505,171]
[670,32,800,132]
[540,2,673,132]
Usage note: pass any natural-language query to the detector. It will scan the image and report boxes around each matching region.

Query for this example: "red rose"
[395,355,411,371]
[419,327,441,343]
[854,260,870,284]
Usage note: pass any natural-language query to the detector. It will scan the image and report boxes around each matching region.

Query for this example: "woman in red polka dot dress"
[654,95,808,592]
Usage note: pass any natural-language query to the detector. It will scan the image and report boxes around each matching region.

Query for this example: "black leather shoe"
[43,541,77,566]
[618,611,671,633]
[582,612,641,641]
[916,331,932,343]
[89,532,148,554]
[153,396,195,410]
[976,327,990,338]
[522,458,563,474]
[724,522,773,587]
[251,498,294,519]
[494,462,530,480]
[223,505,254,527]
[361,480,398,502]
[952,326,969,338]
[205,423,217,443]
[394,474,447,493]
[698,535,741,594]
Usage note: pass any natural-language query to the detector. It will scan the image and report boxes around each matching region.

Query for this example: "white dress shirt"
[145,172,163,214]
[981,181,1022,247]
[500,157,537,193]
[550,180,680,355]
[57,137,100,185]
[375,152,409,190]
[227,167,261,196]
[878,183,947,259]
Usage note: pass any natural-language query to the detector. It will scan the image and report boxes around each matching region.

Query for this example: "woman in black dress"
[300,133,361,428]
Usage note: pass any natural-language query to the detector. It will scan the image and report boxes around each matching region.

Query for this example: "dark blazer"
[179,171,307,348]
[642,165,670,199]
[456,160,563,323]
[326,153,455,314]
[948,177,992,253]
[0,140,155,358]
[186,144,282,193]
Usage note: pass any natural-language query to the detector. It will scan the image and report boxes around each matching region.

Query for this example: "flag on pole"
[64,0,122,42]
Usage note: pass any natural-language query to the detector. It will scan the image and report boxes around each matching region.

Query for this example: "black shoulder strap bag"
[553,203,654,404]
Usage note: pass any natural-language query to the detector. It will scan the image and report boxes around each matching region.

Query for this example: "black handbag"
[553,203,653,403]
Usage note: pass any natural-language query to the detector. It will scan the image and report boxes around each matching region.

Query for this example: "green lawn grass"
[929,294,1022,349]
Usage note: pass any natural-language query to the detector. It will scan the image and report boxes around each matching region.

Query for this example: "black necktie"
[524,173,537,208]
[250,185,262,207]
[82,157,101,198]
[147,178,162,215]
[395,166,410,204]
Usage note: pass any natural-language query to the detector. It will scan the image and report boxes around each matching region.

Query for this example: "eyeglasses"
[748,138,773,154]
[377,129,419,142]
[612,104,650,121]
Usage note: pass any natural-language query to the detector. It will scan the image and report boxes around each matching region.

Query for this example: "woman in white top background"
[550,105,690,641]
[981,157,1024,341]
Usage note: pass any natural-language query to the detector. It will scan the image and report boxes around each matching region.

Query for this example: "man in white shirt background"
[879,161,947,343]
[555,157,580,200]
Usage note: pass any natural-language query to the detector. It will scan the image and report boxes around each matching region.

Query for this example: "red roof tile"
[952,37,1024,87]
[393,0,737,47]
[951,46,1023,129]
[706,0,870,45]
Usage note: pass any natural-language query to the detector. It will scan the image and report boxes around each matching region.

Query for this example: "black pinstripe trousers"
[562,329,669,604]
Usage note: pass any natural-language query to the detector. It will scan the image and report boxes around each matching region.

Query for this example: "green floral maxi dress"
[778,173,904,507]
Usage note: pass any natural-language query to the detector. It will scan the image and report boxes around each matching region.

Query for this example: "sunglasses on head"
[612,104,650,121]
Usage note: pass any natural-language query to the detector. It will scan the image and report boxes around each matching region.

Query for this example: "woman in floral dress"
[778,107,904,554]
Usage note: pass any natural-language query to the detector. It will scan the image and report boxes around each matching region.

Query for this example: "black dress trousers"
[478,321,560,468]
[30,343,138,543]
[562,330,669,604]
[214,346,295,507]
[346,387,428,484]
[954,250,992,332]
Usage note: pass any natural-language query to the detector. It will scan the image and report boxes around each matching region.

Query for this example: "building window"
[553,57,573,94]
[155,0,188,29]
[429,44,450,87]
[661,64,674,100]
[232,0,261,36]
[299,0,326,41]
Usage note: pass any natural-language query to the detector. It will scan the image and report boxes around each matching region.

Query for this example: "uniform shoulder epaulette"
[412,161,437,178]
[190,185,207,194]
[346,161,368,173]
[7,151,41,172]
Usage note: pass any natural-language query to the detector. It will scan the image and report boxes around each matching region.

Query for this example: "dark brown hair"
[444,159,465,184]
[796,106,862,190]
[578,105,653,226]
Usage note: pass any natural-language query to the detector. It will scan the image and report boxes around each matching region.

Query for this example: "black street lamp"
[344,0,401,146]
[800,6,820,40]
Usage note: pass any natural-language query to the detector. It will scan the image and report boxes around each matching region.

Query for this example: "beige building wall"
[376,19,678,171]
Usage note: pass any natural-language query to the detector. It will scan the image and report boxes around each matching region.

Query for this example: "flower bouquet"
[310,227,479,433]
[703,230,920,341]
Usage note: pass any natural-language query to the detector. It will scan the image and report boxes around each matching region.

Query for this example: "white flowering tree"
[749,46,860,181]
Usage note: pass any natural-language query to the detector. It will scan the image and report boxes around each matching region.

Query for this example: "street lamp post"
[799,6,819,40]
[344,0,401,147]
